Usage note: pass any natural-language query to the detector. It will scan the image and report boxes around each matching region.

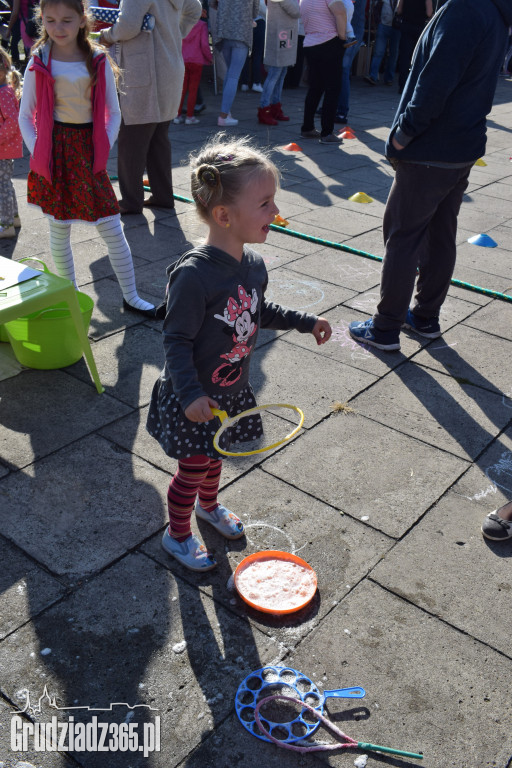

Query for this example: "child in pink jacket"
[174,12,212,125]
[0,48,22,238]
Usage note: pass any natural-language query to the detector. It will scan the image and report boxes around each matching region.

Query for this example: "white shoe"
[240,84,249,92]
[0,225,15,238]
[173,115,185,124]
[185,116,200,125]
[252,83,263,93]
[218,115,238,126]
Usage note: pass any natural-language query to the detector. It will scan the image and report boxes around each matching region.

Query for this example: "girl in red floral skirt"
[18,0,155,316]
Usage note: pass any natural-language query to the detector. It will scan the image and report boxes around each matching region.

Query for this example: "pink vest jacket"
[29,49,110,183]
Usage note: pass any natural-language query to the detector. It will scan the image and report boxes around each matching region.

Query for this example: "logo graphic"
[11,686,160,756]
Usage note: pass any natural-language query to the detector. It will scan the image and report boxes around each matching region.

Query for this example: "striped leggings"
[167,455,222,540]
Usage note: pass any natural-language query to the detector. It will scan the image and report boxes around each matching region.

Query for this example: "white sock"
[49,220,77,288]
[96,217,154,311]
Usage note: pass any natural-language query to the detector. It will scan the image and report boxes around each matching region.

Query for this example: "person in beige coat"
[100,0,202,214]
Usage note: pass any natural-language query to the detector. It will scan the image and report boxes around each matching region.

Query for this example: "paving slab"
[285,247,383,293]
[67,324,164,408]
[0,538,65,641]
[0,371,130,470]
[450,423,512,505]
[264,266,354,314]
[249,337,377,427]
[351,360,511,460]
[144,467,393,648]
[414,323,512,398]
[0,553,280,768]
[0,436,168,579]
[287,580,512,768]
[462,301,512,343]
[290,206,383,240]
[264,413,468,538]
[371,490,512,657]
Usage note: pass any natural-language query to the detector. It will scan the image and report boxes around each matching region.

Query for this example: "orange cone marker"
[283,142,302,151]
[272,215,290,227]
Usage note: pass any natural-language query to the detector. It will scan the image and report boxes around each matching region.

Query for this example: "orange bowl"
[234,550,317,615]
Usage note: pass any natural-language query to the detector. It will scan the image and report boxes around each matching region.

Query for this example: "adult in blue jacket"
[349,0,512,351]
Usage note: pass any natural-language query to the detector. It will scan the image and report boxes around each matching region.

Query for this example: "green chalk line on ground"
[110,178,512,305]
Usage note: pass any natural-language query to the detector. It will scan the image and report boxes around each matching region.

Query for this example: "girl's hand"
[312,318,332,345]
[185,396,219,423]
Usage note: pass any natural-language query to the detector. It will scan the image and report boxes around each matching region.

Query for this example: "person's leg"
[413,164,472,318]
[260,65,281,107]
[271,67,287,105]
[251,18,266,87]
[196,458,244,538]
[398,21,421,91]
[117,120,154,213]
[178,65,190,117]
[48,220,76,287]
[145,121,174,208]
[302,43,326,132]
[320,38,344,137]
[163,455,217,571]
[220,40,249,116]
[384,26,401,83]
[0,159,15,231]
[374,162,459,331]
[369,23,389,81]
[186,64,203,117]
[96,216,155,312]
[284,34,304,88]
[167,456,211,540]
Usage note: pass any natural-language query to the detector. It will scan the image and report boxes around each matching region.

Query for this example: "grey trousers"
[117,119,173,213]
[374,161,472,331]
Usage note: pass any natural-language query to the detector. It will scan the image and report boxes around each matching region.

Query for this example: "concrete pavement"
[0,72,511,768]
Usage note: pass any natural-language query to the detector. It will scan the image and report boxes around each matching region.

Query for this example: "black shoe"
[123,299,157,319]
[194,103,206,114]
[334,113,348,124]
[143,197,175,210]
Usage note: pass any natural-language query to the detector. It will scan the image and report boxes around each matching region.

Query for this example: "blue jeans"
[220,39,249,115]
[260,66,287,107]
[336,0,365,117]
[369,23,401,82]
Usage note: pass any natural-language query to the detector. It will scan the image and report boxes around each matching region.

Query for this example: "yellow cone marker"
[474,158,487,167]
[348,191,373,203]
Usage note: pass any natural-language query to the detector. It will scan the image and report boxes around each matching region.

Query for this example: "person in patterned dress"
[18,0,155,316]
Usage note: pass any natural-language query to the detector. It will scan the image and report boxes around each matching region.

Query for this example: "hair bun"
[197,164,220,189]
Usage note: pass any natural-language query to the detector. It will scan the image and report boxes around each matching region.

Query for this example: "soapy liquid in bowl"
[236,558,317,611]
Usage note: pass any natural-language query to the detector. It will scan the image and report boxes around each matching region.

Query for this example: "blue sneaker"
[349,318,400,351]
[402,309,441,339]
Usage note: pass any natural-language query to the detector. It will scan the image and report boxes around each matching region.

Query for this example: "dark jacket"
[386,0,512,163]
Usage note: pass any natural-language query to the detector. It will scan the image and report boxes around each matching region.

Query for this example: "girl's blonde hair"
[190,135,280,223]
[32,0,119,86]
[0,49,22,100]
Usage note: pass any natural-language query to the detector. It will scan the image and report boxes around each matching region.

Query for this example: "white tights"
[48,216,154,312]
